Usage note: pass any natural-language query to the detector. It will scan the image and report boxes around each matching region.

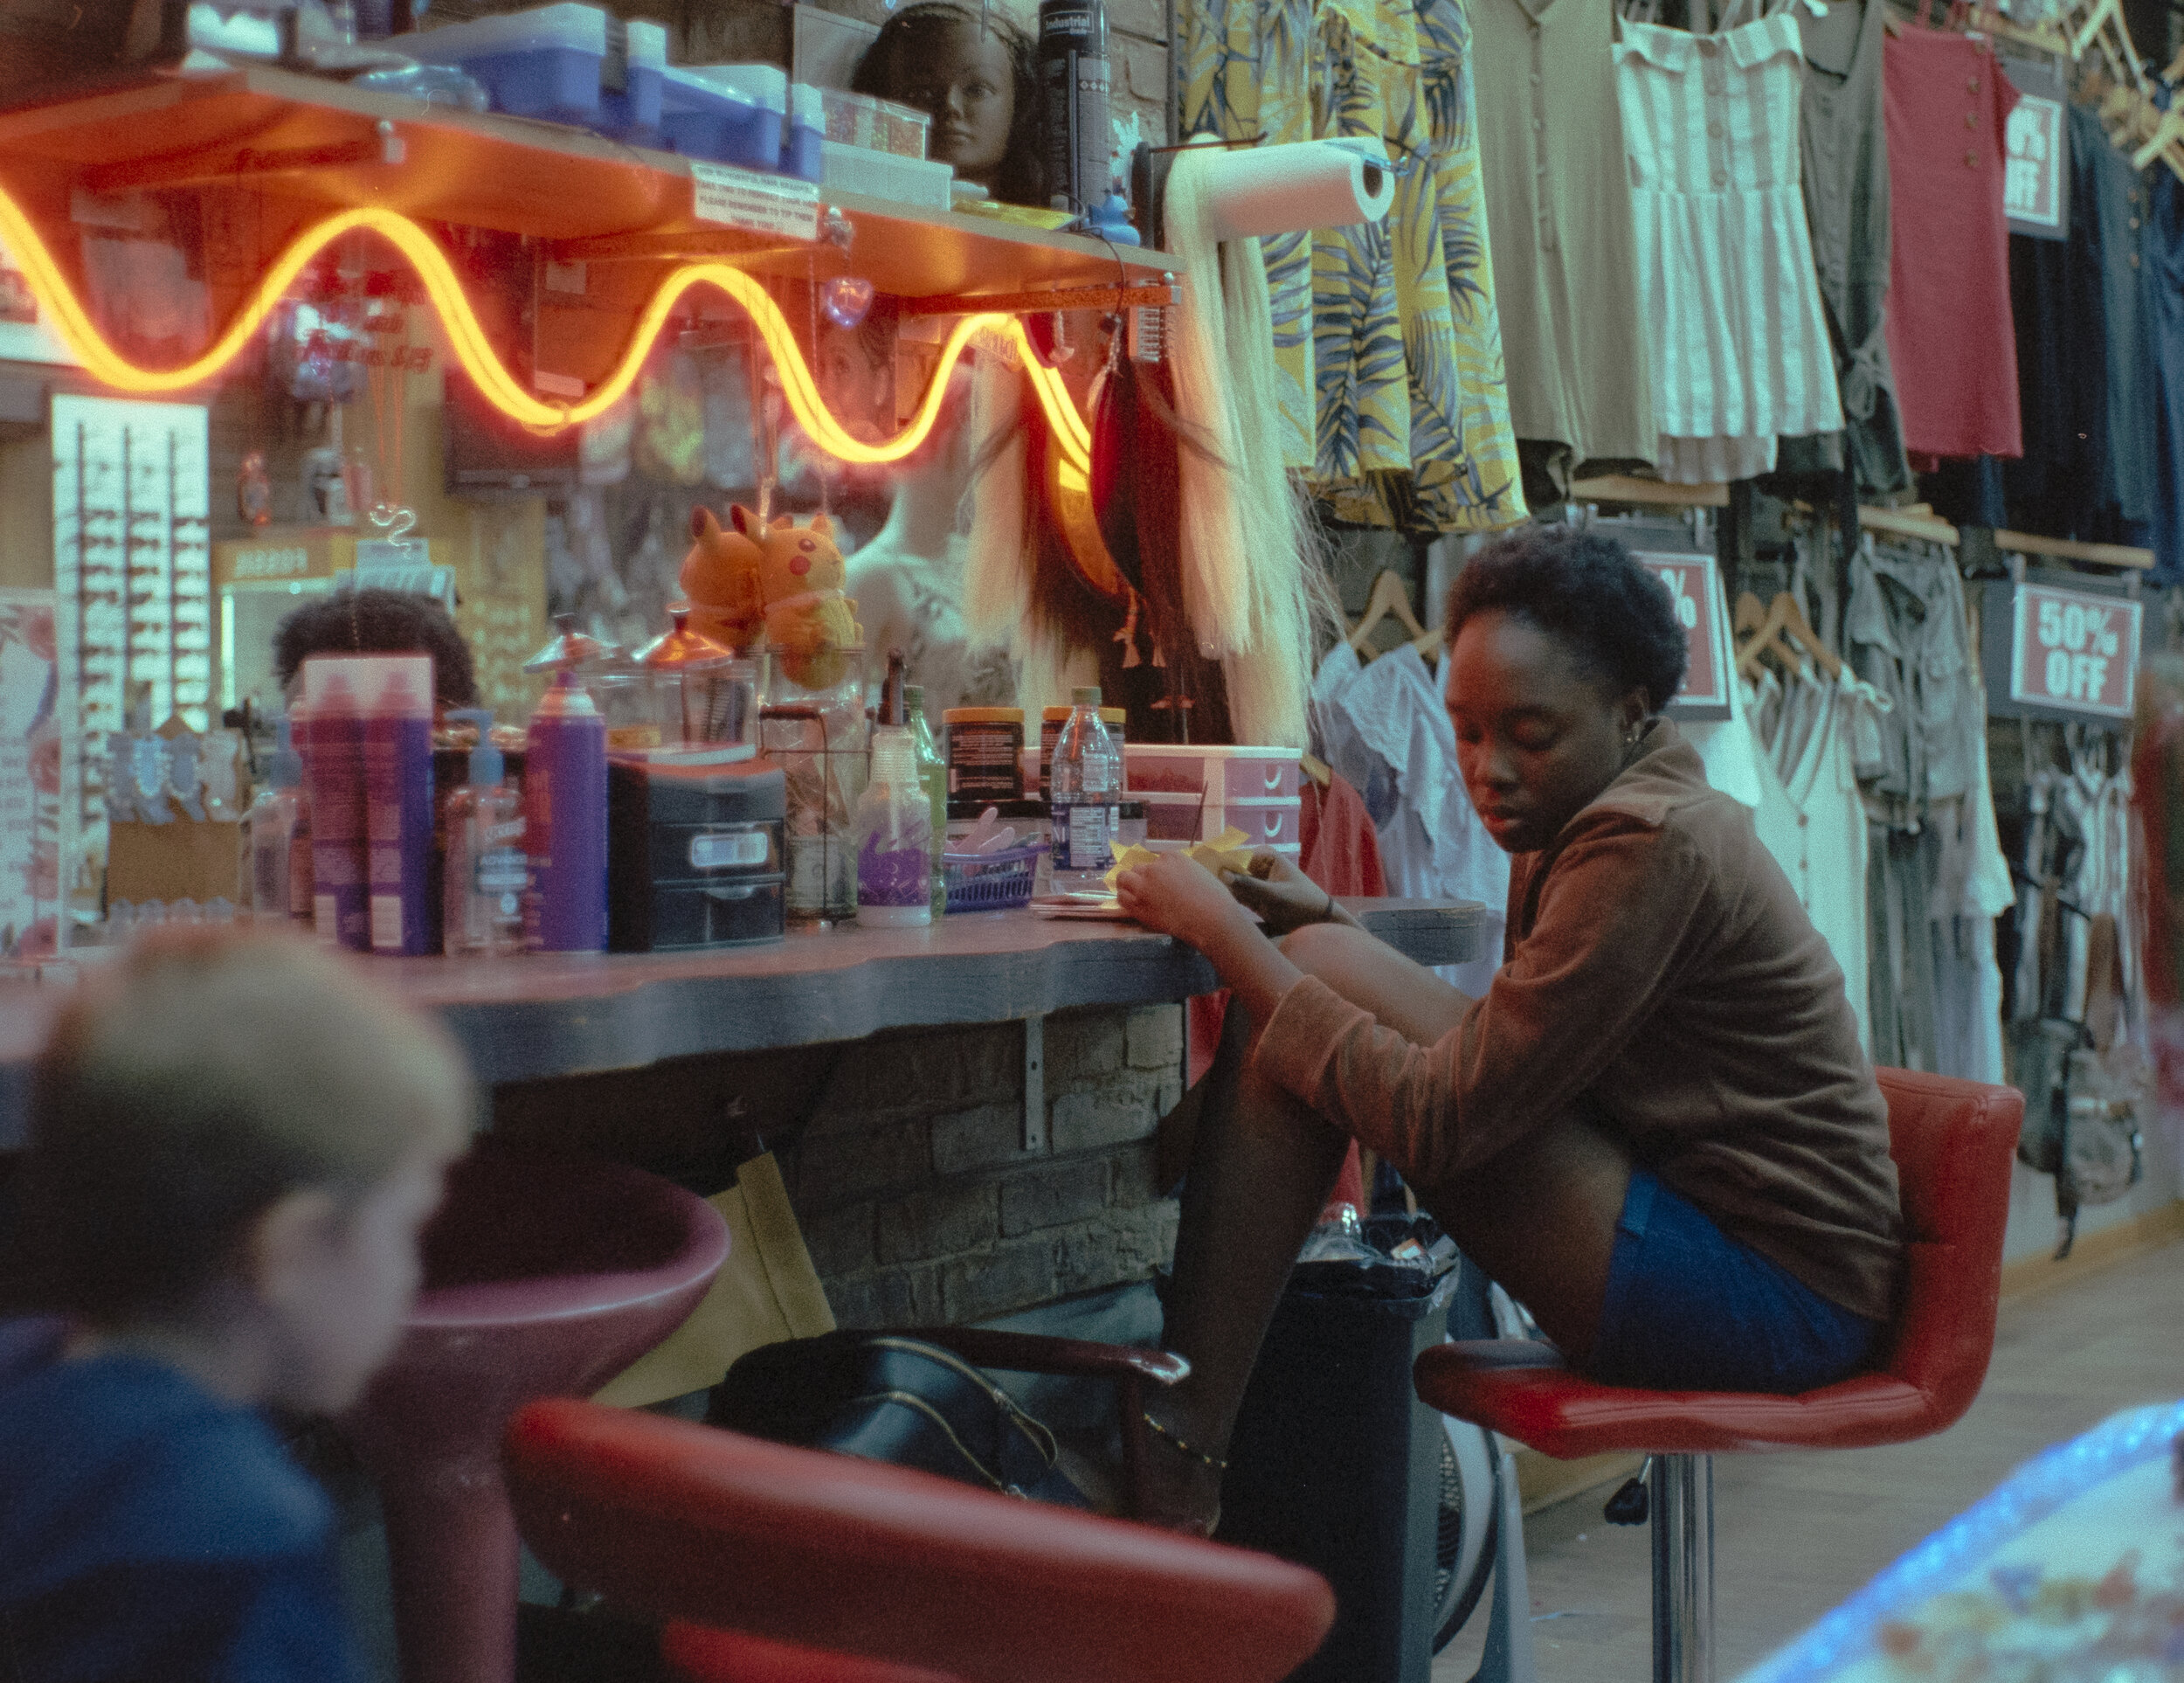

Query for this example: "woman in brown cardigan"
[1116,526,1904,1534]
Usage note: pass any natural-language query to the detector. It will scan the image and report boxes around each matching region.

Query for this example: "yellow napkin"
[1105,827,1256,892]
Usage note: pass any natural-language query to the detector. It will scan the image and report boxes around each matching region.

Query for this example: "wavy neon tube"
[0,184,1091,470]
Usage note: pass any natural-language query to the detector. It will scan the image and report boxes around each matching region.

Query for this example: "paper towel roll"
[1186,139,1395,243]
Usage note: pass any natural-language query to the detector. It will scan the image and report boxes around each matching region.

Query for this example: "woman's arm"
[1112,853,1305,1022]
[1260,821,1710,1187]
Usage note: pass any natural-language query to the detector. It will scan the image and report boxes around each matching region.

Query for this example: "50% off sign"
[2008,582,2141,719]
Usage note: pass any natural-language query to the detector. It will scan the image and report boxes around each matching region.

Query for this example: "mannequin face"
[886,21,1016,187]
[1446,608,1646,855]
[817,323,895,444]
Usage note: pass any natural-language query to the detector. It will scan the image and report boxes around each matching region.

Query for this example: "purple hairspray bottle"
[522,666,608,952]
[363,654,436,954]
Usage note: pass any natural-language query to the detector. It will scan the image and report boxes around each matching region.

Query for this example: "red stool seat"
[345,1153,730,1683]
[1413,1069,2022,1683]
[504,1396,1337,1683]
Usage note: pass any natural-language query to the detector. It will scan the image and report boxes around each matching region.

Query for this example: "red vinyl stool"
[344,1153,731,1683]
[1413,1069,2022,1683]
[503,1396,1338,1683]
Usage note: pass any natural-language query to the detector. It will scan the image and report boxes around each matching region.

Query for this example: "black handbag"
[708,1331,1090,1508]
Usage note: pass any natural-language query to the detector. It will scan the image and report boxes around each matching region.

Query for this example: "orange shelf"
[0,64,1177,302]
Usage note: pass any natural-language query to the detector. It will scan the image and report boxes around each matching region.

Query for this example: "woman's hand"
[1115,853,1260,952]
[1223,850,1359,938]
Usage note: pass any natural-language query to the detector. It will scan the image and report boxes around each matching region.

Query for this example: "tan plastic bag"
[593,1153,835,1409]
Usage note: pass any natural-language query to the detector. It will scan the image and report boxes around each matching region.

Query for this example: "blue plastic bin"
[785,81,826,183]
[599,19,665,142]
[942,842,1045,913]
[662,64,784,170]
[403,3,651,136]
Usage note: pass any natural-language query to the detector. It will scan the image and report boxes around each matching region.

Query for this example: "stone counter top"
[0,900,1482,1143]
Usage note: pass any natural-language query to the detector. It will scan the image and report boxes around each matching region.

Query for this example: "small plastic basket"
[943,841,1045,913]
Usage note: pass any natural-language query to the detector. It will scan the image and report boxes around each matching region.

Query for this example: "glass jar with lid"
[632,606,757,751]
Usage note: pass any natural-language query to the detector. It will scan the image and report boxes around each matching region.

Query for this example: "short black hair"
[273,588,478,708]
[852,2,1044,207]
[1444,525,1688,713]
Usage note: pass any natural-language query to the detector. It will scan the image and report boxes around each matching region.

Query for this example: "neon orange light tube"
[0,186,1091,470]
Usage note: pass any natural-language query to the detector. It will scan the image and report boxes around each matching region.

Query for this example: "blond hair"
[14,929,472,1324]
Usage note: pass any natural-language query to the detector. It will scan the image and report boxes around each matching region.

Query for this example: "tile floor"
[1433,1238,2184,1682]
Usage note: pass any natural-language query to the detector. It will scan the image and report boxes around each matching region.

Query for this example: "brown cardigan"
[1257,720,1904,1320]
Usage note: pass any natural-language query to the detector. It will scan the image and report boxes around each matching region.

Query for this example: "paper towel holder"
[1129,135,1259,251]
[1129,135,1392,251]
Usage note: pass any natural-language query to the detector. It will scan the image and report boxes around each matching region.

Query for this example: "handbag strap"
[865,1338,1062,1471]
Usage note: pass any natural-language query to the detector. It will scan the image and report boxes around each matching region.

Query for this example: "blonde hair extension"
[1163,142,1337,747]
[1161,146,1254,655]
[961,352,1033,646]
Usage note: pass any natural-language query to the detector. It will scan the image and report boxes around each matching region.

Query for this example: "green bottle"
[904,684,950,918]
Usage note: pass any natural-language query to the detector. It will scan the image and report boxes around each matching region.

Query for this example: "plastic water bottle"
[1049,686,1122,892]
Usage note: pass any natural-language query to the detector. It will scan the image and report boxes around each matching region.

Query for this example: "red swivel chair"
[1413,1068,2022,1683]
[503,1396,1338,1683]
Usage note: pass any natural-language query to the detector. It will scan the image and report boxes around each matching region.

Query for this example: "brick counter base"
[487,1005,1187,1330]
[783,1006,1185,1327]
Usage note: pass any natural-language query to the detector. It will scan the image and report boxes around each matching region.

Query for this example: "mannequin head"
[854,3,1042,204]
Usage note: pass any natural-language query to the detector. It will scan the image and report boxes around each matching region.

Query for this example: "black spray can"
[1038,0,1110,215]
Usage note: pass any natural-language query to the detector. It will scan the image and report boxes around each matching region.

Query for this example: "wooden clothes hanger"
[1347,569,1436,660]
[1736,594,1800,681]
[1773,592,1844,680]
[1735,592,1844,682]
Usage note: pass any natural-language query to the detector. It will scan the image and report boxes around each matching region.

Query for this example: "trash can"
[1216,1215,1468,1683]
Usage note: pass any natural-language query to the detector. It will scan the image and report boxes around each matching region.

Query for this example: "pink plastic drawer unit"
[1124,745,1301,801]
[1219,797,1303,849]
[1138,792,1206,842]
[1136,793,1303,847]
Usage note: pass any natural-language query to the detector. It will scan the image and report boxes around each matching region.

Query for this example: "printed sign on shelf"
[2008,581,2140,718]
[1639,552,1731,719]
[689,162,821,243]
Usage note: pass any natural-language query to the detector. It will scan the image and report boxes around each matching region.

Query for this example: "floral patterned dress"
[1179,0,1526,532]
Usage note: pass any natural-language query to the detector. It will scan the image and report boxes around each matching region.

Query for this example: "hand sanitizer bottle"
[904,683,950,919]
[855,652,934,927]
[443,709,526,957]
[245,715,304,921]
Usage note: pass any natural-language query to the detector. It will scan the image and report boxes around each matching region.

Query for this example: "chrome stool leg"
[1650,1453,1714,1683]
[1469,1444,1538,1683]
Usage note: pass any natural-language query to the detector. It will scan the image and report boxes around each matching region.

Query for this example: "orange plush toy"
[736,507,862,690]
[678,507,765,653]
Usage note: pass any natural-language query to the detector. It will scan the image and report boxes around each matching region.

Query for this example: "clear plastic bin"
[819,87,884,149]
[874,99,931,160]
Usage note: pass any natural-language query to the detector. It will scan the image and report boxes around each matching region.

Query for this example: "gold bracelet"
[1143,1410,1228,1472]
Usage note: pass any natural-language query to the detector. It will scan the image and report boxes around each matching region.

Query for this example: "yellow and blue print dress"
[1179,0,1526,532]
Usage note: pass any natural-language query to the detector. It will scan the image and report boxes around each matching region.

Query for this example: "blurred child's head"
[17,930,471,1412]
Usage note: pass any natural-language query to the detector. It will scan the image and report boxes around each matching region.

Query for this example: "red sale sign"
[1639,553,1729,714]
[2008,582,2140,718]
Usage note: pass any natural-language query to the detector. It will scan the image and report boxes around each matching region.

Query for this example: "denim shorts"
[1589,1171,1883,1395]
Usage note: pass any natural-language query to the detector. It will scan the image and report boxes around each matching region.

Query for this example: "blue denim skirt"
[1588,1171,1883,1395]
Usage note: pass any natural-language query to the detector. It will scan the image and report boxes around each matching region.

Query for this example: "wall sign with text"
[1639,552,1731,721]
[1980,578,2140,722]
[2000,51,2068,241]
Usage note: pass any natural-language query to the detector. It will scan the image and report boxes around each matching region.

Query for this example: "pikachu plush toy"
[679,506,863,689]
